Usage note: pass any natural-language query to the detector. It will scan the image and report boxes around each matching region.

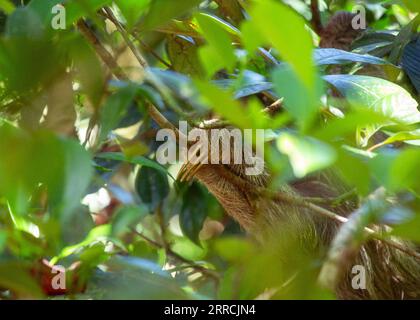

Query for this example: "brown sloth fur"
[178,139,420,299]
[177,13,420,299]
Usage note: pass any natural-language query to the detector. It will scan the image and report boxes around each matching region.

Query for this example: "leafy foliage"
[0,0,420,300]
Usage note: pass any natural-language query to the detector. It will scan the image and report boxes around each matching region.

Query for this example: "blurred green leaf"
[196,13,236,77]
[97,152,173,179]
[243,0,315,89]
[69,36,105,109]
[179,183,207,245]
[0,0,15,14]
[393,214,420,242]
[276,133,337,178]
[135,166,169,211]
[167,35,203,77]
[324,75,420,146]
[99,84,139,142]
[86,256,190,299]
[66,0,113,26]
[111,205,148,237]
[142,0,201,30]
[402,0,420,13]
[194,79,265,129]
[0,123,93,222]
[272,64,323,130]
[0,260,44,298]
[117,0,150,30]
[314,48,392,66]
[213,237,254,263]
[52,224,111,263]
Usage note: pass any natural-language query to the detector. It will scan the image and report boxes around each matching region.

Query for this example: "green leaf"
[393,214,420,242]
[374,131,420,149]
[324,75,420,146]
[0,0,15,14]
[96,152,173,179]
[166,35,203,77]
[42,71,76,135]
[391,148,420,192]
[196,13,236,77]
[142,0,201,30]
[99,84,139,142]
[243,0,315,89]
[0,123,93,222]
[370,148,420,192]
[276,133,337,178]
[179,183,208,245]
[52,225,111,263]
[69,36,105,109]
[135,166,169,211]
[87,256,189,299]
[402,0,420,13]
[0,261,44,298]
[0,231,6,254]
[193,80,247,126]
[215,70,273,99]
[213,237,254,263]
[272,64,323,130]
[196,12,240,37]
[314,48,391,66]
[117,0,150,30]
[66,0,113,26]
[111,205,148,237]
[337,149,370,196]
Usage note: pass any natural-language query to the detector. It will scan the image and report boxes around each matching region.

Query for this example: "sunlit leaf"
[272,64,323,129]
[0,0,15,14]
[243,0,315,89]
[324,74,420,146]
[196,13,236,77]
[276,133,336,178]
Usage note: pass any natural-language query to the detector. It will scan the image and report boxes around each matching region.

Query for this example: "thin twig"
[139,38,173,68]
[263,98,283,114]
[103,7,148,68]
[217,166,420,260]
[104,7,192,120]
[77,17,183,140]
[303,188,357,206]
[77,20,126,79]
[132,229,220,281]
[310,0,323,36]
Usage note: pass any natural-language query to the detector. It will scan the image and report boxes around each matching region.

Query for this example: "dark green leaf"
[179,183,208,245]
[135,166,169,211]
[142,0,201,30]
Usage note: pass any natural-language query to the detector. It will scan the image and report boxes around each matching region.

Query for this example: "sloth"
[319,11,363,51]
[177,127,420,299]
[174,12,420,299]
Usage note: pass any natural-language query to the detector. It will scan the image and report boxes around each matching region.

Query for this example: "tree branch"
[76,17,183,140]
[311,0,324,36]
[132,229,220,282]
